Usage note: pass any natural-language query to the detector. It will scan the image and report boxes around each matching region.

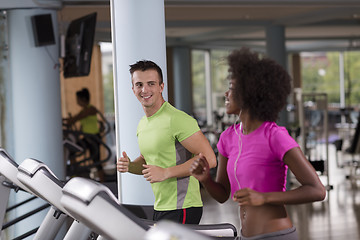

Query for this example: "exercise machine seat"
[61,177,150,240]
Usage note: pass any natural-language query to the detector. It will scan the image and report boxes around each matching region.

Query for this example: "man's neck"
[144,99,166,117]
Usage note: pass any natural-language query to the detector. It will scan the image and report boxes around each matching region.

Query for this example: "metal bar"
[13,227,39,240]
[6,196,37,212]
[2,203,50,230]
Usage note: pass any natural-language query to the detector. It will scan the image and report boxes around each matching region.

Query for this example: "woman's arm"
[66,106,97,125]
[268,147,326,204]
[190,153,231,203]
[233,147,326,206]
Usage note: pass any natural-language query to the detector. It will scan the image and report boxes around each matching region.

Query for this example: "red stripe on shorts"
[182,209,186,224]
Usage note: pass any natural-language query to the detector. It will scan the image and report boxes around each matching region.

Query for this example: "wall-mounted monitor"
[63,12,97,78]
[31,14,56,47]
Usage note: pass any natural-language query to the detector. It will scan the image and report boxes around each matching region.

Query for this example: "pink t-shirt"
[217,121,299,197]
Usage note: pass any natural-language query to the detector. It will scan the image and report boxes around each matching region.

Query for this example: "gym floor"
[200,144,360,240]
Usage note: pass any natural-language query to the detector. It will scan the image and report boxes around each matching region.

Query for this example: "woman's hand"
[232,188,266,206]
[190,153,211,183]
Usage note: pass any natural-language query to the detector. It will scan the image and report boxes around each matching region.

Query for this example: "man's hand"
[117,151,130,172]
[142,165,168,183]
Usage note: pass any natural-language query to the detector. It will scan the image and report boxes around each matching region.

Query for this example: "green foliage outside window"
[301,51,360,108]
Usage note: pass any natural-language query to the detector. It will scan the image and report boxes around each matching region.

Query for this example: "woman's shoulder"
[86,105,98,114]
[220,124,239,137]
[263,121,288,134]
[264,122,297,147]
[261,122,293,142]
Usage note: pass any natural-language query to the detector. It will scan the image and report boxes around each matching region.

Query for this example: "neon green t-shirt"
[79,105,99,134]
[137,102,203,211]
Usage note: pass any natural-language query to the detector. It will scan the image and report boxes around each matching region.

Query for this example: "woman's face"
[224,79,241,115]
[76,96,87,107]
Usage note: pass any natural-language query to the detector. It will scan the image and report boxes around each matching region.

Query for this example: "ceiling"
[59,0,360,53]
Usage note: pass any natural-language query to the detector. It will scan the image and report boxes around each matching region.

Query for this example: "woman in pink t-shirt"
[190,48,326,240]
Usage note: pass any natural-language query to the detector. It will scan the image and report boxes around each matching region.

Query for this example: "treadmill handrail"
[62,177,119,205]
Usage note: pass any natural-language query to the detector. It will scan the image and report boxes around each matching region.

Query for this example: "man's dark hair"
[129,60,163,84]
[76,88,90,102]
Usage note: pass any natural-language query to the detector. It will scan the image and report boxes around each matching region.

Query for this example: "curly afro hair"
[227,47,291,122]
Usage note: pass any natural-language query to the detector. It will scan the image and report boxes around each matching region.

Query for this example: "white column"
[8,9,63,176]
[5,8,64,238]
[110,0,167,204]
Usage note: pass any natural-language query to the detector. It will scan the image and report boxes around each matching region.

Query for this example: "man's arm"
[117,151,145,175]
[142,130,217,183]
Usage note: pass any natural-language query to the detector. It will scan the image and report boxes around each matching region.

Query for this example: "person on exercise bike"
[63,88,107,182]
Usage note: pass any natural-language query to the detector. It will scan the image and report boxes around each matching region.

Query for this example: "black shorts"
[153,207,203,224]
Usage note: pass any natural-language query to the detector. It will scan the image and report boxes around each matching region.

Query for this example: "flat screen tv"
[31,14,56,47]
[63,12,97,78]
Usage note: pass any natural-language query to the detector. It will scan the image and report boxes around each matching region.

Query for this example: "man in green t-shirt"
[117,60,216,224]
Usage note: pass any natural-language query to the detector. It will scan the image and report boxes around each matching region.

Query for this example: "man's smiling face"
[132,69,164,115]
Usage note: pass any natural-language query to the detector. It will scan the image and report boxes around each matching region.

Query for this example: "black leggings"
[82,134,102,170]
[153,207,203,224]
[239,227,298,240]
